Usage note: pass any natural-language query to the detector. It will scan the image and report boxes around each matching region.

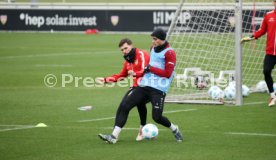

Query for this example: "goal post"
[167,0,185,42]
[165,0,273,105]
[235,0,243,106]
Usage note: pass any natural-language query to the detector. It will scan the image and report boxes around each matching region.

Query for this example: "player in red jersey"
[99,38,150,141]
[98,29,183,144]
[241,0,276,106]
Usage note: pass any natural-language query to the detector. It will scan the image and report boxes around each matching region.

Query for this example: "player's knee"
[118,102,128,112]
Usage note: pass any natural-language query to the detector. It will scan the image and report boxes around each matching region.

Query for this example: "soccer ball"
[256,80,268,93]
[242,85,250,97]
[208,86,224,100]
[224,85,236,99]
[273,83,276,91]
[142,124,158,139]
[227,81,250,97]
[228,81,236,87]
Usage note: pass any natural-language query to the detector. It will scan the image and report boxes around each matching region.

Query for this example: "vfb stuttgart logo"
[111,15,119,26]
[0,15,7,25]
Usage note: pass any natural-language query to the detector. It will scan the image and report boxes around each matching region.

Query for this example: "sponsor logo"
[111,15,119,26]
[153,11,191,25]
[0,15,7,25]
[19,13,97,28]
[268,17,275,22]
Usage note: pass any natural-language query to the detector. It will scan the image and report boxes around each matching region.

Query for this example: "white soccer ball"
[273,83,276,91]
[242,85,250,97]
[208,86,224,100]
[228,81,236,87]
[256,80,268,93]
[142,124,158,139]
[224,85,236,100]
[227,81,250,97]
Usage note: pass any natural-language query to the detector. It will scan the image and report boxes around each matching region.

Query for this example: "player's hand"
[128,70,136,77]
[241,36,255,44]
[144,65,151,73]
[95,77,105,84]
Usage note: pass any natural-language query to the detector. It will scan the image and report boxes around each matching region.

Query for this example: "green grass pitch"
[0,32,276,160]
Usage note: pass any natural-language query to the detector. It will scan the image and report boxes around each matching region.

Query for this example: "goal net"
[165,0,273,104]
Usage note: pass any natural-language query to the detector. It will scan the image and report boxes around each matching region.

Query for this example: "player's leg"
[98,87,147,143]
[119,88,148,141]
[114,88,135,125]
[137,103,147,126]
[114,87,147,128]
[136,102,147,141]
[148,87,183,142]
[149,88,172,127]
[263,55,276,106]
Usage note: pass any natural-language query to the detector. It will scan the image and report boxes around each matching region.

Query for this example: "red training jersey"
[104,48,150,87]
[253,9,276,55]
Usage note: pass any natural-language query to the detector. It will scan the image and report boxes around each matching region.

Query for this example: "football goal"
[165,0,273,105]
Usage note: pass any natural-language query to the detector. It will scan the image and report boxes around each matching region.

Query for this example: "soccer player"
[241,0,276,106]
[99,38,150,141]
[98,28,183,144]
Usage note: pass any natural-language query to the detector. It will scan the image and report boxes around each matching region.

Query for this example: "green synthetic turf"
[0,32,275,160]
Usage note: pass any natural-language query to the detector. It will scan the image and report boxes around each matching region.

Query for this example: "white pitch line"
[77,116,115,123]
[0,125,36,132]
[243,101,266,106]
[0,51,116,59]
[164,109,197,114]
[0,52,90,59]
[35,64,73,67]
[101,127,166,131]
[225,132,276,137]
[77,109,197,123]
[0,124,32,127]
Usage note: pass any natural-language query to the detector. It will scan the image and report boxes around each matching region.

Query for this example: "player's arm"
[145,50,176,78]
[135,51,150,77]
[241,14,267,43]
[104,62,128,83]
[253,13,268,39]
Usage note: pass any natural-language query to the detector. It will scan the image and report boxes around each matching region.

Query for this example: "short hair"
[118,38,132,47]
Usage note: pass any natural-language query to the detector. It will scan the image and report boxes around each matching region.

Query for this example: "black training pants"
[263,54,276,93]
[114,86,171,128]
[115,87,147,126]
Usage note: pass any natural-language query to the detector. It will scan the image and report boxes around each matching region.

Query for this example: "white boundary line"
[243,101,266,106]
[99,128,276,137]
[77,116,115,123]
[100,128,276,137]
[77,108,197,123]
[0,51,116,59]
[225,132,276,137]
[164,109,197,114]
[0,124,32,126]
[102,127,166,131]
[2,124,274,137]
[35,64,73,67]
[0,125,36,132]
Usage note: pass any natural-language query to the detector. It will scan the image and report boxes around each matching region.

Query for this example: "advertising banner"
[0,9,269,32]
